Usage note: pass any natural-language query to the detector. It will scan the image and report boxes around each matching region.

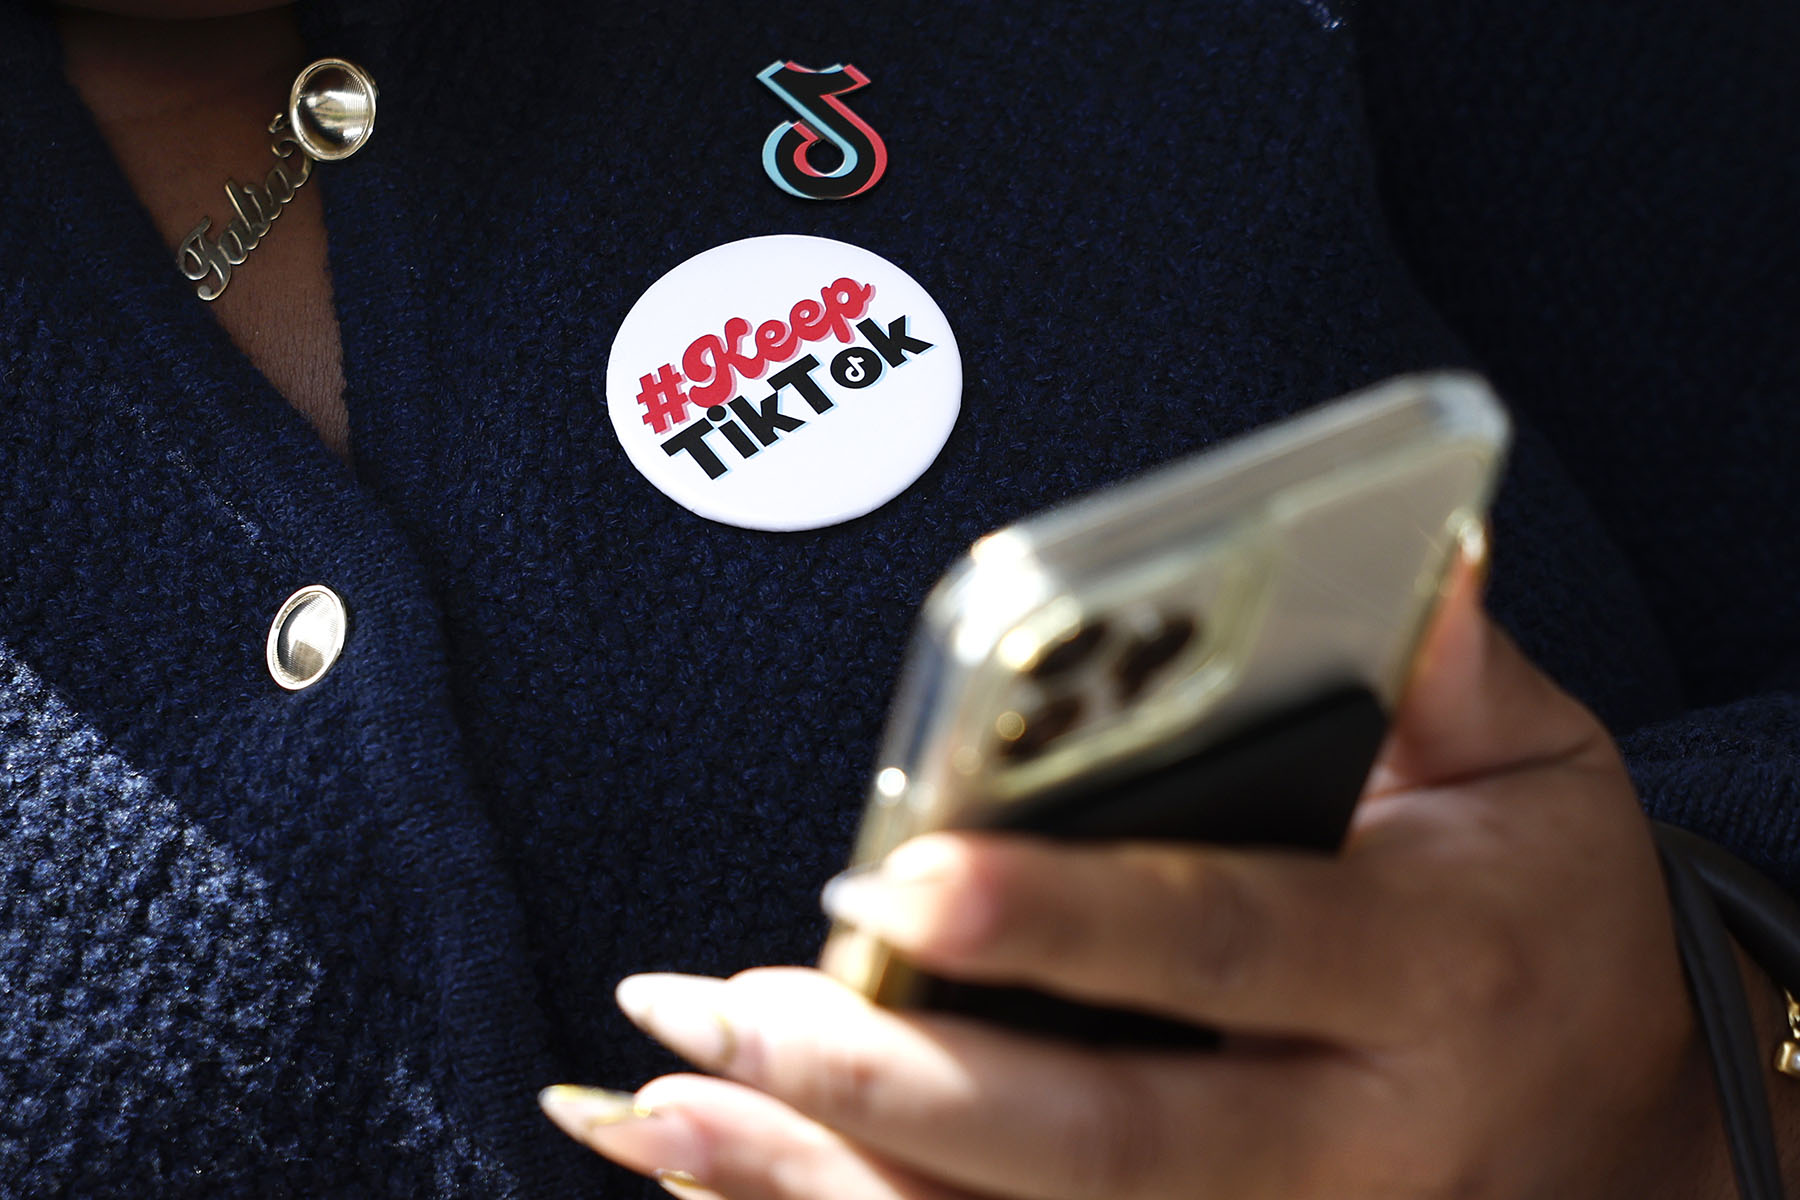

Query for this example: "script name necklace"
[176,58,377,302]
[178,115,312,301]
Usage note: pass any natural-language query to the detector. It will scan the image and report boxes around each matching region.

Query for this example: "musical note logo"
[758,61,889,201]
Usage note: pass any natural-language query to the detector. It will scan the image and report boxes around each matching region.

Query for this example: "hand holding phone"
[571,377,1690,1199]
[820,372,1511,1041]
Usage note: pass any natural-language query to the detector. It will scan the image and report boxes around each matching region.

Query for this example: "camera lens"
[1026,620,1109,680]
[995,694,1085,760]
[1113,613,1199,700]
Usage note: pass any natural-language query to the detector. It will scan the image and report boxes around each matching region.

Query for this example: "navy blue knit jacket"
[2,0,1795,1194]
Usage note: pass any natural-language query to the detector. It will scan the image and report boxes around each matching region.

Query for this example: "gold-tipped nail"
[537,1085,656,1139]
[654,1167,717,1196]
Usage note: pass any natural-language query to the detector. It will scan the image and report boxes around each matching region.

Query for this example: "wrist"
[1643,940,1800,1200]
[1738,942,1800,1198]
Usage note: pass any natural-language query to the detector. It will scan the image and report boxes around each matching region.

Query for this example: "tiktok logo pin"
[606,236,961,531]
[758,62,888,200]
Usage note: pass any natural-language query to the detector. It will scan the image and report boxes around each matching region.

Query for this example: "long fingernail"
[537,1086,712,1188]
[537,1085,655,1139]
[819,866,890,930]
[883,833,965,882]
[820,835,962,934]
[615,974,738,1068]
[655,1167,725,1198]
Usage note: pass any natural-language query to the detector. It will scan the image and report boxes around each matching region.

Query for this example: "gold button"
[266,585,347,691]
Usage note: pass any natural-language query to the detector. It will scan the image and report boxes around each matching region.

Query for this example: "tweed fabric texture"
[0,0,1794,1194]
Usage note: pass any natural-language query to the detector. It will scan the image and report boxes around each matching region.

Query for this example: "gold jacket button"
[266,585,348,690]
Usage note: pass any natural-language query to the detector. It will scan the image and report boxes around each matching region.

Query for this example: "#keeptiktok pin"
[177,58,378,301]
[605,236,960,531]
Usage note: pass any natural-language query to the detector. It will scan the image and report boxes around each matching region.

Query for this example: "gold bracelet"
[1774,989,1800,1078]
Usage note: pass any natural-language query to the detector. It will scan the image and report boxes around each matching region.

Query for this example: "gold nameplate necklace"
[177,58,377,302]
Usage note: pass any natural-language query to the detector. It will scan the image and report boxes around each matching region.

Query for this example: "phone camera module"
[994,694,1085,761]
[1025,620,1110,680]
[1113,613,1200,701]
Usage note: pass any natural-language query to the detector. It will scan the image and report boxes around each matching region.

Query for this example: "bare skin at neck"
[57,2,351,462]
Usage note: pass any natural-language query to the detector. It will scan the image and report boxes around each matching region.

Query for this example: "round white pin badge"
[606,235,962,531]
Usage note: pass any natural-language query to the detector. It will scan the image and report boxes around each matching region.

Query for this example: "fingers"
[599,968,1328,1200]
[540,1074,981,1200]
[821,832,1417,1042]
[1369,531,1606,793]
[544,532,1664,1200]
[812,531,1623,1045]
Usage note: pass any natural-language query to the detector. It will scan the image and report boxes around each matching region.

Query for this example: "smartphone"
[819,372,1511,1043]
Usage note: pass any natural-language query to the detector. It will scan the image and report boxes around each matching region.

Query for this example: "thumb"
[1368,527,1604,793]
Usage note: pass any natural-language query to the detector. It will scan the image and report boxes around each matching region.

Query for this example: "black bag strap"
[1653,822,1795,1200]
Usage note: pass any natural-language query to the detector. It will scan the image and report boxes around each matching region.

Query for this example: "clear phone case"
[822,372,1511,1017]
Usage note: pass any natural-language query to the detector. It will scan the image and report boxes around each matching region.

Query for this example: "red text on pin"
[634,277,876,433]
[656,312,936,480]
